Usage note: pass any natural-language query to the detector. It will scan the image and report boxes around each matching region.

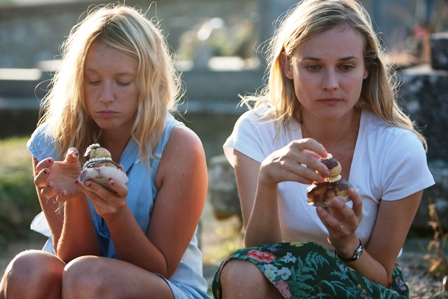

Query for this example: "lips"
[96,110,118,118]
[317,98,342,104]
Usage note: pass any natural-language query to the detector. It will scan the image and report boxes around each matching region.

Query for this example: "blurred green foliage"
[0,137,40,249]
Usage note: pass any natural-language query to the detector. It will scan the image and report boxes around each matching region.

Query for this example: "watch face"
[354,246,363,259]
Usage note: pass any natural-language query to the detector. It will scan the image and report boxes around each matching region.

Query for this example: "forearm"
[105,206,171,277]
[344,250,390,287]
[245,181,282,247]
[57,196,100,261]
[36,189,64,245]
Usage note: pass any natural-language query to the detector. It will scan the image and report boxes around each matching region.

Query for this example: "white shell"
[79,167,128,190]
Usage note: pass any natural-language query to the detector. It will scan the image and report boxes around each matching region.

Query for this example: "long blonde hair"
[38,4,182,160]
[243,0,427,149]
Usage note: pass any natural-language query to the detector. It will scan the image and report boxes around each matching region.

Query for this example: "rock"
[430,32,448,70]
[398,64,448,163]
[398,63,448,231]
[207,155,241,220]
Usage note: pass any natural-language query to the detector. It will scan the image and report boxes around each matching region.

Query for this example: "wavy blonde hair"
[38,4,182,160]
[243,0,427,149]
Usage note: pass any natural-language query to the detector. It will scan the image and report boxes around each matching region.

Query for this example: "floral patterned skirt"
[212,242,409,299]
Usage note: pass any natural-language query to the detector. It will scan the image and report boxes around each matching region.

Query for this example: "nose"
[99,82,114,103]
[322,69,339,91]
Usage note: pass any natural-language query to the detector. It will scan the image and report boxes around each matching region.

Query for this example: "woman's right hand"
[34,147,83,203]
[258,138,331,187]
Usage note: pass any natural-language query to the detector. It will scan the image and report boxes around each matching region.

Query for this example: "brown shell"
[306,178,352,207]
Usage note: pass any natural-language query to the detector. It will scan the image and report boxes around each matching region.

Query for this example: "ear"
[281,52,294,80]
[363,67,369,79]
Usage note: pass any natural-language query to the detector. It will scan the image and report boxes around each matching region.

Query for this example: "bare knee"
[220,259,259,289]
[1,250,64,299]
[220,259,283,299]
[63,256,115,299]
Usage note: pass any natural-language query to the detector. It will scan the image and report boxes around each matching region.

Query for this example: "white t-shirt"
[224,106,435,251]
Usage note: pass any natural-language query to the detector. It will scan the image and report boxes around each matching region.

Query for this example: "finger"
[348,188,363,219]
[78,180,115,211]
[39,181,57,198]
[296,156,330,182]
[55,190,69,204]
[316,206,342,232]
[296,138,328,158]
[108,179,128,197]
[65,147,80,163]
[78,179,110,198]
[34,168,51,187]
[329,198,351,222]
[35,157,54,173]
[292,141,330,178]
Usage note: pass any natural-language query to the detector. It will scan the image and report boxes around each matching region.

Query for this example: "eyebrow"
[84,69,136,76]
[301,56,360,61]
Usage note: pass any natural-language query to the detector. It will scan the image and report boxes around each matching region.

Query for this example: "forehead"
[85,40,137,73]
[295,24,365,59]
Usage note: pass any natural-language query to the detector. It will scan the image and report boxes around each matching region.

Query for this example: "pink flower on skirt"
[274,280,292,298]
[246,250,276,263]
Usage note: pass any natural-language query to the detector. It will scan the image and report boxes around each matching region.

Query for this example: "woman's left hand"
[77,178,129,219]
[316,188,363,255]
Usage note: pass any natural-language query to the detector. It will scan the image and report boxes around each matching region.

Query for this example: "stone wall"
[0,0,262,68]
[397,32,448,231]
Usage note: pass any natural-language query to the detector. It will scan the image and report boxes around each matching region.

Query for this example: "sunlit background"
[0,0,447,296]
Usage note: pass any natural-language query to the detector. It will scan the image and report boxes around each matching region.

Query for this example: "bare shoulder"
[156,125,206,185]
[169,125,201,145]
[163,125,204,157]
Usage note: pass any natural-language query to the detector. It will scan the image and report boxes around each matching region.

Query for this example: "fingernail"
[43,169,48,174]
[47,158,53,163]
[68,148,78,158]
[109,179,115,186]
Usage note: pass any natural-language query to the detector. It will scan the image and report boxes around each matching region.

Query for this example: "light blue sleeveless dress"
[27,113,210,299]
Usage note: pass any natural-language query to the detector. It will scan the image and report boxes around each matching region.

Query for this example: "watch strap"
[336,238,363,262]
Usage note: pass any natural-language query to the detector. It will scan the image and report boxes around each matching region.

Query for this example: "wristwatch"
[336,238,363,262]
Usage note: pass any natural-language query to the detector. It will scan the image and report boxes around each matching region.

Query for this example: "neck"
[300,107,361,151]
[99,130,132,162]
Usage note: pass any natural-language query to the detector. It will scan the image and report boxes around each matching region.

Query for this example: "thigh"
[1,250,65,299]
[63,256,174,299]
[213,242,409,299]
[218,259,283,299]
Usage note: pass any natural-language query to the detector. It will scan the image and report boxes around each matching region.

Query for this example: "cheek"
[294,74,318,94]
[348,74,365,94]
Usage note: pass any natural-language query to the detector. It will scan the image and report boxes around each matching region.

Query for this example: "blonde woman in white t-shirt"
[211,0,434,298]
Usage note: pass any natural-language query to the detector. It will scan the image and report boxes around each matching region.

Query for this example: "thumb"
[65,147,80,163]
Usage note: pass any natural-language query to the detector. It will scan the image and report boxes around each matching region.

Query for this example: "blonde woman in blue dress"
[0,4,210,299]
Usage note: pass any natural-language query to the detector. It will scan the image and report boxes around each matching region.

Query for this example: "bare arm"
[32,156,63,246]
[317,189,423,286]
[233,138,330,247]
[233,135,424,286]
[33,149,100,259]
[79,126,208,278]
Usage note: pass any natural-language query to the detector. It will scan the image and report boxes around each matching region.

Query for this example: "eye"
[117,81,131,86]
[340,64,354,71]
[307,65,321,72]
[85,74,101,85]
